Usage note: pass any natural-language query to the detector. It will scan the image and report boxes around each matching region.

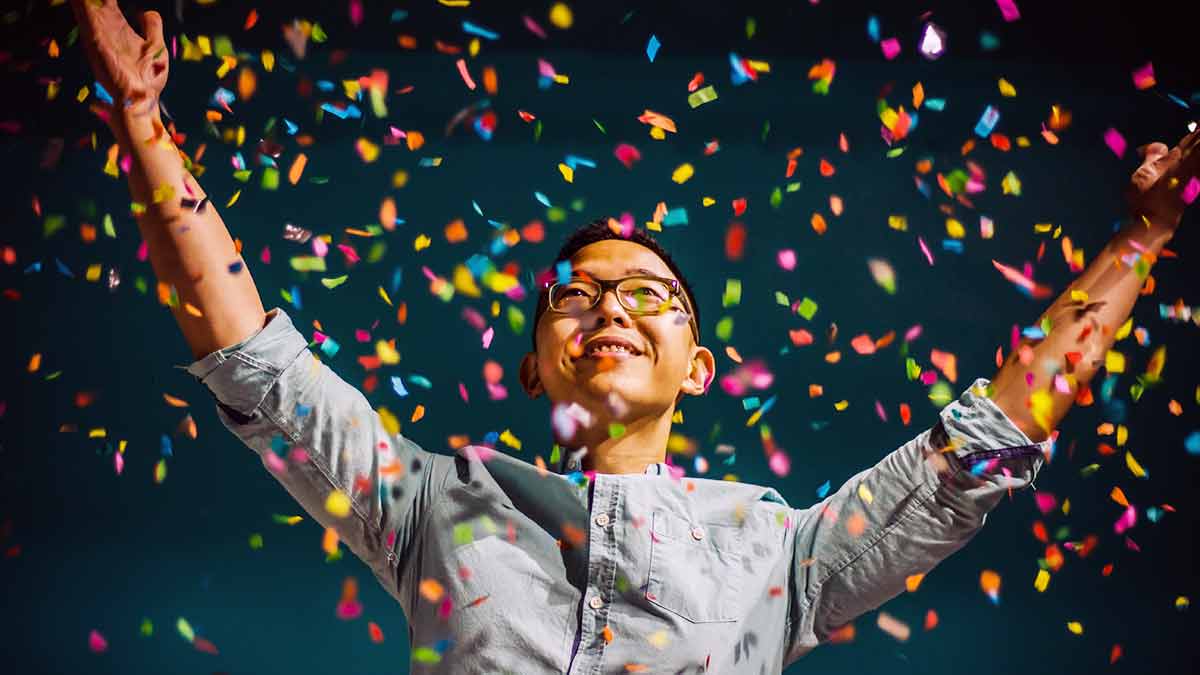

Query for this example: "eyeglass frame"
[539,274,700,344]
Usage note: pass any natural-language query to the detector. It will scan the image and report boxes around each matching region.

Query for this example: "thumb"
[1137,141,1169,162]
[140,10,164,47]
[1131,141,1170,192]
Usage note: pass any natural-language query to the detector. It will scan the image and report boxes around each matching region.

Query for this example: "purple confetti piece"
[1103,127,1126,158]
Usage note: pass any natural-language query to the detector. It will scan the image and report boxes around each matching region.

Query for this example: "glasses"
[543,274,699,343]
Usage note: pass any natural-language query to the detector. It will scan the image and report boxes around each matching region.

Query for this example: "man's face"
[520,239,714,425]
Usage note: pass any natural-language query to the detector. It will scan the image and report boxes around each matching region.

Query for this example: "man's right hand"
[71,0,169,130]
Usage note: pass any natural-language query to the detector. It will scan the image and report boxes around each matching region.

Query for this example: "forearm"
[991,221,1174,441]
[114,108,266,359]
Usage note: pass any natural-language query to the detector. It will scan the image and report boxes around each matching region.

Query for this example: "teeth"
[587,344,633,356]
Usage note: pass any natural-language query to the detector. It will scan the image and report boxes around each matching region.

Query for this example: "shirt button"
[691,526,705,541]
[588,595,605,610]
[595,513,610,527]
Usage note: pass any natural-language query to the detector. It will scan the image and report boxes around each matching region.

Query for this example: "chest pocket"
[645,510,744,623]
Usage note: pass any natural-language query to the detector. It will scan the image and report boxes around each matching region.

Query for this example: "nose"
[586,287,633,331]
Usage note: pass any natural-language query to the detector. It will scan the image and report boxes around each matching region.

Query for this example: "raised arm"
[72,0,266,358]
[73,0,450,604]
[991,130,1197,441]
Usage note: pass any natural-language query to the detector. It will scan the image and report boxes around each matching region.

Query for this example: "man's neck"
[577,408,672,474]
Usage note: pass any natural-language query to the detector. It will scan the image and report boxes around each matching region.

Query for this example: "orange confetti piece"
[898,403,911,426]
[28,353,42,372]
[163,393,190,407]
[924,609,939,631]
[482,65,498,95]
[455,58,477,90]
[288,153,308,185]
[810,212,827,235]
[818,158,835,176]
[905,573,925,592]
[602,625,613,644]
[411,405,425,422]
[1110,486,1129,508]
[406,131,425,151]
[444,219,468,243]
[419,578,445,602]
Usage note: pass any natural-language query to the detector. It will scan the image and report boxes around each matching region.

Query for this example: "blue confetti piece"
[418,157,439,167]
[287,284,302,310]
[391,376,409,398]
[974,105,1000,138]
[729,52,751,85]
[462,20,499,40]
[1146,506,1163,523]
[270,434,288,457]
[408,374,433,389]
[465,254,490,279]
[211,87,236,107]
[473,115,494,140]
[94,81,113,105]
[488,236,511,257]
[472,200,484,217]
[295,403,312,417]
[54,258,73,278]
[390,9,409,21]
[534,191,552,207]
[485,219,505,229]
[1021,326,1046,339]
[758,395,778,417]
[319,336,340,357]
[555,260,572,285]
[941,239,964,253]
[741,396,761,411]
[924,98,946,111]
[315,80,336,92]
[866,16,880,43]
[564,154,597,170]
[1166,92,1190,109]
[1185,431,1200,455]
[320,103,349,119]
[258,154,277,168]
[816,480,831,499]
[284,118,299,135]
[483,431,499,445]
[970,460,989,476]
[228,261,244,274]
[160,434,173,457]
[434,638,455,654]
[390,266,403,293]
[646,34,661,62]
[23,261,42,274]
[663,207,688,227]
[979,31,1000,51]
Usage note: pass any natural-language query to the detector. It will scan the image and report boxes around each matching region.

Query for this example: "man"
[72,0,1196,672]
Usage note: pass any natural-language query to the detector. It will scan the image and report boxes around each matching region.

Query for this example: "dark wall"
[1,1,1198,673]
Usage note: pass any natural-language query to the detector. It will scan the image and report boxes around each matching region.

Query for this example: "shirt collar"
[554,451,677,478]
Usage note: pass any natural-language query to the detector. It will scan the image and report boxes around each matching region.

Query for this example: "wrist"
[1118,216,1175,255]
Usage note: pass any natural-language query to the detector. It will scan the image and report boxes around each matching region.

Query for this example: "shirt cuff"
[936,377,1050,481]
[185,308,310,416]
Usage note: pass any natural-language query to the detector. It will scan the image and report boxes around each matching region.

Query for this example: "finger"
[139,10,164,47]
[1137,141,1169,160]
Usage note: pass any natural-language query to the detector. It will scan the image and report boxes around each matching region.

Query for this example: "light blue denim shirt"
[187,308,1049,674]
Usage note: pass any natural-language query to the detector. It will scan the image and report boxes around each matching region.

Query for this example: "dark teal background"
[2,1,1198,673]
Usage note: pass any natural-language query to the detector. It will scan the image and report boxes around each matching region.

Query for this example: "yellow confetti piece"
[1176,596,1190,610]
[558,163,574,183]
[1034,569,1050,593]
[1067,621,1083,635]
[1069,290,1089,303]
[1105,350,1125,373]
[671,163,694,184]
[945,218,965,238]
[1114,317,1133,340]
[1116,424,1128,446]
[325,490,352,518]
[647,630,670,649]
[226,190,241,208]
[702,196,716,206]
[88,428,107,438]
[857,482,874,504]
[887,215,908,231]
[1124,451,1147,478]
[377,286,393,306]
[499,429,522,450]
[998,78,1017,97]
[548,2,573,28]
[414,234,432,251]
[834,400,849,411]
[377,406,401,436]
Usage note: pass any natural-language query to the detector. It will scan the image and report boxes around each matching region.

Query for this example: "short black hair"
[531,218,701,349]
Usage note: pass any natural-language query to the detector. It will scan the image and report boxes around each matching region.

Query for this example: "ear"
[519,351,544,399]
[679,345,715,398]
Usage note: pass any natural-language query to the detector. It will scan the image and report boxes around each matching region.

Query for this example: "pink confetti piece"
[1103,127,1126,158]
[260,246,271,264]
[312,237,329,257]
[614,143,642,169]
[768,451,790,477]
[114,451,124,475]
[136,240,148,262]
[482,326,494,349]
[917,236,935,265]
[777,249,796,271]
[1182,176,1200,205]
[1053,373,1071,394]
[88,629,108,653]
[1131,62,1156,90]
[874,400,888,422]
[1034,491,1057,515]
[904,324,922,342]
[455,58,477,90]
[263,451,287,474]
[349,0,364,27]
[458,382,469,403]
[995,0,1021,21]
[1114,505,1137,535]
[354,329,370,342]
[880,37,901,60]
[522,15,547,39]
[919,370,938,385]
[336,599,363,620]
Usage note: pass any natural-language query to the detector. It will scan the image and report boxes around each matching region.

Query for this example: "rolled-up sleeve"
[784,377,1049,664]
[186,308,449,602]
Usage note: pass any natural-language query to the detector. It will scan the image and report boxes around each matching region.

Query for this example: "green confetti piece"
[715,316,734,342]
[249,533,264,549]
[534,119,543,142]
[769,186,782,208]
[139,618,153,637]
[102,213,116,238]
[722,279,742,308]
[812,78,830,95]
[213,36,235,58]
[905,357,921,381]
[745,17,757,39]
[760,120,770,144]
[774,291,789,306]
[885,146,906,158]
[785,181,802,192]
[261,167,279,190]
[320,275,348,289]
[135,276,148,294]
[687,85,718,109]
[608,423,626,438]
[232,169,252,183]
[593,118,606,134]
[290,256,327,272]
[507,305,526,334]
[796,297,818,320]
[311,23,328,43]
[453,523,474,546]
[176,617,194,643]
[928,381,953,406]
[43,214,66,238]
[412,647,442,664]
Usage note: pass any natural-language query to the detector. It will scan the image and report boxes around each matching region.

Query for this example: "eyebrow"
[572,267,667,279]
